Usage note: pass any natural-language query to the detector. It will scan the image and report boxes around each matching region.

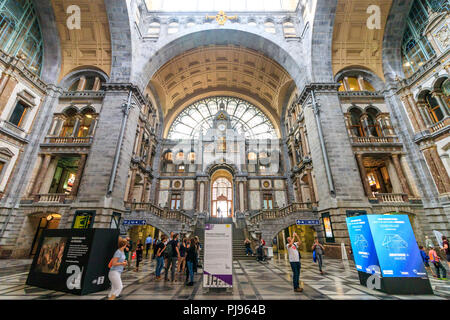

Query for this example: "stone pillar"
[400,94,420,132]
[417,102,433,127]
[391,154,412,196]
[134,126,144,155]
[71,154,87,196]
[127,168,137,202]
[426,147,450,193]
[77,76,86,91]
[406,92,426,131]
[357,75,365,91]
[360,114,371,136]
[93,77,101,91]
[355,154,372,197]
[32,154,52,195]
[299,126,308,157]
[290,140,298,166]
[0,71,18,115]
[305,169,316,203]
[296,176,303,202]
[141,177,148,202]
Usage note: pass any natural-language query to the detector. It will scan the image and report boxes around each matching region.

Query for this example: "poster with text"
[203,224,233,288]
[368,215,427,278]
[346,215,380,274]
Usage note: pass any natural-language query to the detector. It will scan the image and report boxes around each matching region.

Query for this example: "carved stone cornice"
[296,83,341,105]
[101,83,152,109]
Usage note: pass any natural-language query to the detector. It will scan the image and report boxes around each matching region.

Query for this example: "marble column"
[299,126,308,157]
[32,154,52,195]
[400,94,420,132]
[406,92,427,131]
[355,154,372,197]
[127,168,137,202]
[433,92,449,118]
[296,176,303,202]
[429,147,450,193]
[391,154,412,196]
[71,154,87,196]
[306,169,316,203]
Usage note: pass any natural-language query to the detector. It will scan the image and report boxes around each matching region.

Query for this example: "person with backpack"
[287,232,303,292]
[164,233,180,282]
[155,235,167,280]
[177,238,187,274]
[107,238,128,300]
[429,246,447,280]
[186,238,197,286]
[419,245,436,278]
[312,238,325,275]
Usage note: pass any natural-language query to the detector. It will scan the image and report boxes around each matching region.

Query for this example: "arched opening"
[273,224,317,257]
[28,213,61,256]
[210,169,234,218]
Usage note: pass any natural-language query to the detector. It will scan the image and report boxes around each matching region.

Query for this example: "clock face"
[218,123,226,132]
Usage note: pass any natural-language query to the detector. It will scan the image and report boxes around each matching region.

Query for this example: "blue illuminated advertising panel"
[346,215,379,274]
[367,215,427,278]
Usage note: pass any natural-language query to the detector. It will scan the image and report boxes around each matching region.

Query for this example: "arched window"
[401,0,449,77]
[425,91,444,123]
[167,97,277,139]
[349,108,363,137]
[163,151,173,162]
[248,152,257,162]
[264,21,276,34]
[77,109,96,137]
[68,76,102,91]
[186,20,196,28]
[366,108,381,137]
[339,76,376,92]
[0,0,43,75]
[248,20,257,27]
[283,21,296,38]
[168,21,179,34]
[148,21,160,37]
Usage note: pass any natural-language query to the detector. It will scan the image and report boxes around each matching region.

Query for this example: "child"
[419,245,436,278]
[429,247,447,280]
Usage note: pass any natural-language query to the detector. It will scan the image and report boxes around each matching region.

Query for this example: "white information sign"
[203,224,233,288]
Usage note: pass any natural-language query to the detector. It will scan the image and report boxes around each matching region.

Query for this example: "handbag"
[132,251,136,260]
[312,249,317,263]
[108,259,113,268]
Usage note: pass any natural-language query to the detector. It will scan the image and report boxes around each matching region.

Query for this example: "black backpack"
[164,240,174,258]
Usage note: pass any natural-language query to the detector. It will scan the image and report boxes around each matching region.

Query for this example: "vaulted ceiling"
[331,0,392,81]
[50,0,111,81]
[150,45,294,119]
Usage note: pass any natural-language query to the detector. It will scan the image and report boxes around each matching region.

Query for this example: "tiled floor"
[0,254,448,300]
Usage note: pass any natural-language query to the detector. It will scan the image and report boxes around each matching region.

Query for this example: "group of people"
[419,235,450,280]
[36,240,66,274]
[106,232,202,300]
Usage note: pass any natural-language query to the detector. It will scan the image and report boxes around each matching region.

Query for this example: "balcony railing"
[373,193,408,203]
[429,117,450,133]
[43,136,93,145]
[352,136,399,144]
[130,202,192,223]
[34,193,70,203]
[250,202,314,224]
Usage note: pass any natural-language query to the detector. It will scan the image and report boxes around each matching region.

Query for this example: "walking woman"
[186,238,197,286]
[135,239,144,272]
[312,238,325,275]
[107,238,128,300]
[155,235,167,280]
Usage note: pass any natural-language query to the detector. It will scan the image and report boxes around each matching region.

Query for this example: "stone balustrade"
[352,136,399,144]
[34,193,69,203]
[43,136,93,145]
[250,202,313,224]
[130,202,192,223]
[374,193,408,203]
[429,117,450,133]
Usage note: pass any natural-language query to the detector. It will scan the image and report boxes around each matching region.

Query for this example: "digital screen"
[346,215,380,274]
[368,215,427,278]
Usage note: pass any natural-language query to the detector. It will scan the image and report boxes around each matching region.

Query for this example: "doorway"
[29,213,61,256]
[210,169,233,218]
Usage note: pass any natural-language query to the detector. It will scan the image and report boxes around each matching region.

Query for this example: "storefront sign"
[26,228,119,295]
[203,224,233,288]
[296,219,320,225]
[123,219,146,225]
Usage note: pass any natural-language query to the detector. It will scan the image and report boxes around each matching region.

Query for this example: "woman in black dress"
[135,239,144,272]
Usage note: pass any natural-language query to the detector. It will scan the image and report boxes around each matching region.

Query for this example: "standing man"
[145,234,153,259]
[287,232,303,292]
[165,233,181,282]
[125,237,133,270]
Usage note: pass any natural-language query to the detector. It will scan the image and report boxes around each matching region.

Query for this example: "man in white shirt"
[286,232,303,292]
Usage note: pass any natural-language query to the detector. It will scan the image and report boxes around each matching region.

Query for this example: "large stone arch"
[382,0,414,84]
[132,26,309,107]
[33,0,61,85]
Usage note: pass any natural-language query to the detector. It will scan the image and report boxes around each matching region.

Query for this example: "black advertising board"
[26,228,119,295]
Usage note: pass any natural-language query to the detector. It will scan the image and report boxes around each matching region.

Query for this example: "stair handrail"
[249,202,313,224]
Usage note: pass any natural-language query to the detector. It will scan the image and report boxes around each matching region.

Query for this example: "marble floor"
[0,254,448,300]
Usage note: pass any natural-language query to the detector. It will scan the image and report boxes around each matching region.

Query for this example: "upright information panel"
[203,224,233,288]
[346,215,433,294]
[26,228,119,295]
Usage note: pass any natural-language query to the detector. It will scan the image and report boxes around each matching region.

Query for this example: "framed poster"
[203,224,233,288]
[321,212,335,243]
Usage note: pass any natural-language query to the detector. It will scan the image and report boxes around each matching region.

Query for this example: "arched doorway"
[29,213,61,256]
[210,169,233,218]
[274,224,317,256]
